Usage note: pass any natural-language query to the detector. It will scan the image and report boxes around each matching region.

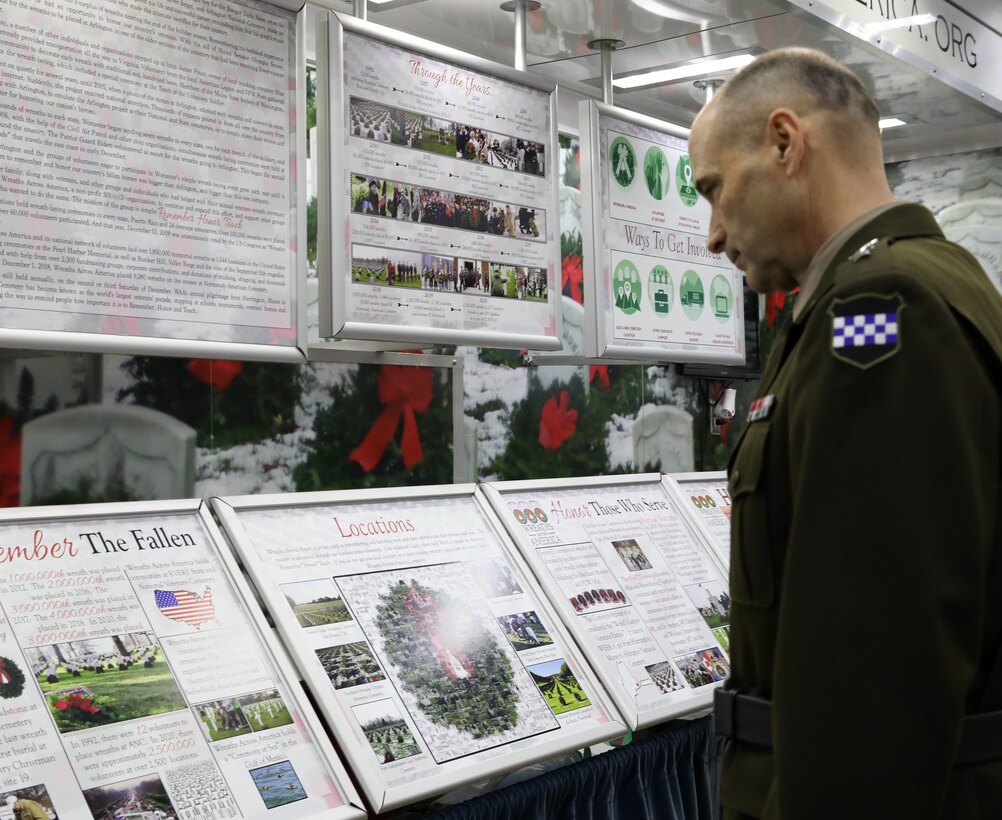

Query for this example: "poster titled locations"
[339,28,558,345]
[486,480,731,726]
[0,0,298,347]
[215,493,617,808]
[590,107,743,362]
[0,509,354,819]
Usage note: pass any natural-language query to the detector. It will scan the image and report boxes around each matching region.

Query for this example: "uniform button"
[732,469,740,483]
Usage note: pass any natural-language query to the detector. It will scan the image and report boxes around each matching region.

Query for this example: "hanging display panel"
[664,472,732,570]
[580,101,745,364]
[318,12,562,350]
[0,0,306,360]
[481,475,731,729]
[212,486,624,812]
[0,500,365,820]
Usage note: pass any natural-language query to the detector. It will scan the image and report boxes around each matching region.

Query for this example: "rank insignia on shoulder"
[847,238,879,262]
[828,292,905,369]
[747,394,775,423]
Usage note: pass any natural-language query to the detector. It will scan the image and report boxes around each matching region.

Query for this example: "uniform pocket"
[729,423,774,608]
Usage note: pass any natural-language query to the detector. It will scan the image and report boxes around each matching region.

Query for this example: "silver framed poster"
[211,485,625,812]
[580,100,746,364]
[664,471,732,570]
[0,0,307,360]
[480,474,731,730]
[0,499,365,819]
[317,12,562,350]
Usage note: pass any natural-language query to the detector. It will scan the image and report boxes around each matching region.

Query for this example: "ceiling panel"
[323,0,1002,157]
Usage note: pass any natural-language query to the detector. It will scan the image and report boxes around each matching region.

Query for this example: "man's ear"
[766,108,805,175]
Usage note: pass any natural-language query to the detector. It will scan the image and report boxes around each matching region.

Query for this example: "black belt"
[713,688,1002,767]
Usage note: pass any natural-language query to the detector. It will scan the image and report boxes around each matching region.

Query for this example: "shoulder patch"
[829,292,905,369]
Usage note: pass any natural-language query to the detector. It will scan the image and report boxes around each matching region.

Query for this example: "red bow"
[589,365,610,390]
[350,366,433,472]
[187,360,243,392]
[562,254,584,305]
[539,390,578,450]
[0,417,21,508]
[0,657,9,685]
[765,292,787,329]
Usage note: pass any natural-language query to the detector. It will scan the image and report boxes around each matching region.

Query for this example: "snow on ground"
[458,347,530,476]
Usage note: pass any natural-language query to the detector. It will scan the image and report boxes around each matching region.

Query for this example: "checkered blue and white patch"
[832,312,898,349]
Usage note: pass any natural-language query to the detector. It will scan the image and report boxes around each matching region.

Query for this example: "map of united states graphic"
[154,586,216,628]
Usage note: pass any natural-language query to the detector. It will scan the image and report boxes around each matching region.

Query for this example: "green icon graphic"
[676,155,698,207]
[613,259,642,315]
[710,274,733,322]
[610,137,637,188]
[643,146,669,200]
[679,270,704,320]
[648,265,673,315]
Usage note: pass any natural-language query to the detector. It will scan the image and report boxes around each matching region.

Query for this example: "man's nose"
[707,218,726,255]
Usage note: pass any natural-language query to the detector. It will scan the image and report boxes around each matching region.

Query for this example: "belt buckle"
[712,688,737,738]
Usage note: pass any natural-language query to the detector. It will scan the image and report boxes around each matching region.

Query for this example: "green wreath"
[0,656,26,699]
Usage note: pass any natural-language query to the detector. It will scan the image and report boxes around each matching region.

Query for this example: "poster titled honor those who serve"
[0,502,364,820]
[481,476,732,730]
[323,13,561,349]
[581,101,745,364]
[212,487,624,812]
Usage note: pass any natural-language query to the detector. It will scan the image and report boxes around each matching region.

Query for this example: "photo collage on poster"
[0,510,353,819]
[350,98,546,176]
[486,479,731,725]
[351,239,547,302]
[216,493,617,803]
[585,105,744,362]
[338,28,557,344]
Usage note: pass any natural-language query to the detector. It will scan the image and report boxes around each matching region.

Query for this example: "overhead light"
[628,0,710,26]
[865,14,937,33]
[613,53,757,90]
[878,117,908,130]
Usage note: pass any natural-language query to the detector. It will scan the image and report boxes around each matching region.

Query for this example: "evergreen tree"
[118,357,302,448]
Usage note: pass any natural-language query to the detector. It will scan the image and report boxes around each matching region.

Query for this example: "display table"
[418,716,722,820]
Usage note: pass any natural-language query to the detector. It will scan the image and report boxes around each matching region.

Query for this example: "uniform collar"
[792,202,943,327]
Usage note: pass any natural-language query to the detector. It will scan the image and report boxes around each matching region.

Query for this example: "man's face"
[689,105,800,294]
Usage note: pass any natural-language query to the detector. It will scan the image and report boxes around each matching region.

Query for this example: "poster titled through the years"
[481,475,731,729]
[0,0,302,356]
[0,502,364,820]
[212,487,624,811]
[581,101,745,364]
[321,14,561,349]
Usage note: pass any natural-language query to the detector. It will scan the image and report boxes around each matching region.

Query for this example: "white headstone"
[463,415,478,483]
[632,403,694,473]
[20,405,196,504]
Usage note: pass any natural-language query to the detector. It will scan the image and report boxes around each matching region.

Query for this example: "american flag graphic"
[154,587,215,628]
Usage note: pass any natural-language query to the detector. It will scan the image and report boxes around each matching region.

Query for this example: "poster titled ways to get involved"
[582,102,745,364]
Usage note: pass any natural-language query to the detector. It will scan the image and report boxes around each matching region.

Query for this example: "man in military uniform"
[5,794,48,820]
[688,47,1002,818]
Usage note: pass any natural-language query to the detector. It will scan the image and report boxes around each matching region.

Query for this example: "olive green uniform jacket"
[722,204,1002,819]
[12,799,49,820]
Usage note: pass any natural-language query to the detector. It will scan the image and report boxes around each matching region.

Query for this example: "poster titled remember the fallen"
[481,475,731,729]
[0,501,364,820]
[212,487,624,811]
